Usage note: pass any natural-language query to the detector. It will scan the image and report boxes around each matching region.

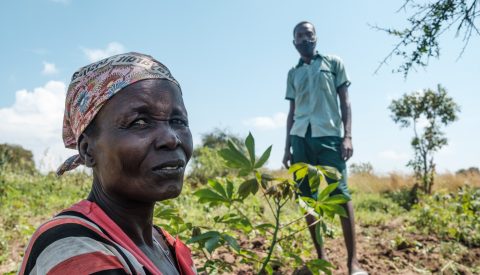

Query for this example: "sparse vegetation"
[1,143,479,274]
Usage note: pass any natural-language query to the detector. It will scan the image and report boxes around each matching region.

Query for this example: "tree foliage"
[349,162,374,175]
[375,0,479,77]
[389,84,460,194]
[0,144,36,174]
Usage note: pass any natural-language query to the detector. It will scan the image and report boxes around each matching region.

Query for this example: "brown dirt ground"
[192,218,480,274]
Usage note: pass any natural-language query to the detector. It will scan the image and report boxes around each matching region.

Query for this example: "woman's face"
[86,79,193,203]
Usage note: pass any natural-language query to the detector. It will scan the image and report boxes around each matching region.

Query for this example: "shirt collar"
[295,52,321,68]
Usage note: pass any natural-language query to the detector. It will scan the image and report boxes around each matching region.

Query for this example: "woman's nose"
[154,124,180,150]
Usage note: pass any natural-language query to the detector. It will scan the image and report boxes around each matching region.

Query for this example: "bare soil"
[193,218,480,274]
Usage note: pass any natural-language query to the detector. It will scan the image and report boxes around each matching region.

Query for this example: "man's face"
[293,23,317,57]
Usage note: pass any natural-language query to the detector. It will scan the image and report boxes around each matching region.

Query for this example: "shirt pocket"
[319,69,336,91]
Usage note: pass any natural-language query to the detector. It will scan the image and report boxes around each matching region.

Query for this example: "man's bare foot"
[349,260,368,275]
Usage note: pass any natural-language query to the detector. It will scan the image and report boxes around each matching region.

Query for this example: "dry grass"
[350,171,480,193]
[267,168,480,193]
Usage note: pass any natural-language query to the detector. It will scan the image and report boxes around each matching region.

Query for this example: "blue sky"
[0,0,479,173]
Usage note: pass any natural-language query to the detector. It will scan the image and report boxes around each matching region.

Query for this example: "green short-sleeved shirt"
[285,54,350,138]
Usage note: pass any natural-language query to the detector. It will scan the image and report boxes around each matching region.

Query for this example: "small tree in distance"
[389,84,460,194]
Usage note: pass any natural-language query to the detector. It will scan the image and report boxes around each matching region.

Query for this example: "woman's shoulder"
[18,211,138,275]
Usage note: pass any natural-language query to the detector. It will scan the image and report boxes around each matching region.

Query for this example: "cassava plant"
[187,133,349,274]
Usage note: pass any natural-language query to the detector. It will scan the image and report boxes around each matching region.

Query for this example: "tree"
[0,144,36,174]
[389,84,460,194]
[375,0,479,77]
[349,162,374,175]
[456,166,480,175]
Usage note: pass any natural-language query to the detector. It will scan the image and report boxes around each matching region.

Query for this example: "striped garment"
[18,200,197,275]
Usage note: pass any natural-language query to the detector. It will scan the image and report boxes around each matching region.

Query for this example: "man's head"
[293,21,317,58]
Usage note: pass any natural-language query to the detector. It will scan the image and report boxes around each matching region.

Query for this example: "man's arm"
[283,100,295,168]
[338,84,353,160]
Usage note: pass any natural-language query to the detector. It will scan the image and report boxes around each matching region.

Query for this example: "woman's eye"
[132,119,148,127]
[171,118,188,126]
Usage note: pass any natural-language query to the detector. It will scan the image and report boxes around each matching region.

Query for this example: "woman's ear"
[78,133,96,167]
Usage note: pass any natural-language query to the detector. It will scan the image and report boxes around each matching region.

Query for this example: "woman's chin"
[157,182,183,201]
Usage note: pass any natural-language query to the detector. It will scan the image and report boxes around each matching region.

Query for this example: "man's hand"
[341,137,353,161]
[283,149,292,169]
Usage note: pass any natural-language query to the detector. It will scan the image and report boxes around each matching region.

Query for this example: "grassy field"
[1,168,479,274]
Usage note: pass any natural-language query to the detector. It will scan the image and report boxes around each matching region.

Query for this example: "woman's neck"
[87,180,156,245]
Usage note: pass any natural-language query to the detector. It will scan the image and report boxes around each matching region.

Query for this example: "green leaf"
[153,205,178,220]
[218,148,249,169]
[255,223,275,231]
[245,132,255,166]
[317,182,340,202]
[205,234,221,253]
[218,139,251,170]
[306,259,334,275]
[227,140,251,166]
[226,180,234,199]
[237,178,258,199]
[318,203,347,218]
[323,194,350,205]
[321,221,328,233]
[222,234,240,252]
[315,221,324,247]
[264,264,273,275]
[329,204,347,217]
[236,218,253,233]
[289,163,308,180]
[317,165,342,181]
[187,231,221,244]
[308,165,320,194]
[254,145,272,168]
[193,189,227,204]
[208,179,227,198]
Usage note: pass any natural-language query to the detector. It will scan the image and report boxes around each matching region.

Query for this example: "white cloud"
[0,81,74,172]
[378,150,409,161]
[42,62,59,75]
[82,42,126,62]
[243,112,286,130]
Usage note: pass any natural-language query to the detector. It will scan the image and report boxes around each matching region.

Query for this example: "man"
[283,21,367,275]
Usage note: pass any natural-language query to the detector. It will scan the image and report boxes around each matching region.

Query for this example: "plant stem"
[259,199,282,274]
[261,189,277,219]
[279,212,309,230]
[277,217,323,243]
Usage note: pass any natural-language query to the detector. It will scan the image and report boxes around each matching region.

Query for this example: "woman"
[19,52,197,275]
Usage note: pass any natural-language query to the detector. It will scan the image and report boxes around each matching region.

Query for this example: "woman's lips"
[151,159,186,178]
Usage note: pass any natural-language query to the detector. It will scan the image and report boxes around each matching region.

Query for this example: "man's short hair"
[293,21,316,37]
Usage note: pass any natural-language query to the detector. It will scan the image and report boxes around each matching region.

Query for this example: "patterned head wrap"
[56,52,180,175]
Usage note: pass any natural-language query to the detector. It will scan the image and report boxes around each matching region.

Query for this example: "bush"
[412,187,480,247]
[384,185,419,210]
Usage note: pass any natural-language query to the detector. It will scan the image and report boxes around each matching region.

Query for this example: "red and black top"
[19,200,197,275]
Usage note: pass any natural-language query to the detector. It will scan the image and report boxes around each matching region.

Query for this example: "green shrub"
[353,193,406,226]
[385,186,419,210]
[412,187,480,247]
